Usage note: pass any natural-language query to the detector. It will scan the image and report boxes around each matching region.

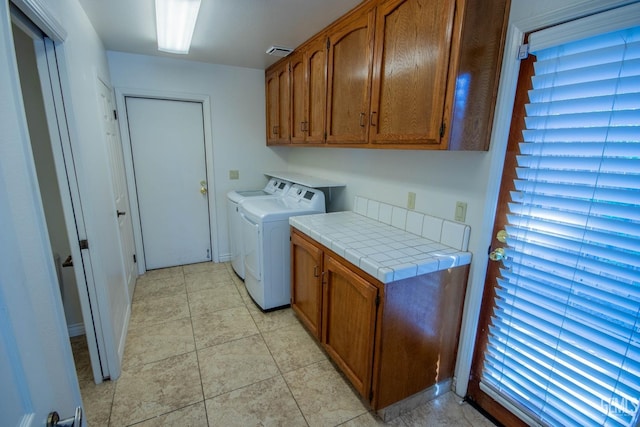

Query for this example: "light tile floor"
[70,262,495,427]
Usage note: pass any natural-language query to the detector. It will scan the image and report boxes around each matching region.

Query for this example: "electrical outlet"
[407,192,416,210]
[229,170,239,180]
[455,201,467,222]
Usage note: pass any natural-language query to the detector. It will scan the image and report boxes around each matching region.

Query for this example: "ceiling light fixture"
[155,0,201,54]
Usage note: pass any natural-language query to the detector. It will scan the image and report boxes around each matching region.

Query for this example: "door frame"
[114,88,218,273]
[11,0,114,383]
[452,0,639,398]
[36,36,110,382]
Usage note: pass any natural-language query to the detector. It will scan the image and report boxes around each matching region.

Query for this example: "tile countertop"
[289,211,472,284]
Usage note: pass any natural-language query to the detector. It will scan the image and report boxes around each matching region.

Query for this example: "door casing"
[115,88,219,274]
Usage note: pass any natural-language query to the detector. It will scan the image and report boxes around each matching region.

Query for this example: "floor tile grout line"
[184,268,211,427]
[123,401,205,427]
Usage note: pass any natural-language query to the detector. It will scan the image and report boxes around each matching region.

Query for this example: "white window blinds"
[480,16,640,427]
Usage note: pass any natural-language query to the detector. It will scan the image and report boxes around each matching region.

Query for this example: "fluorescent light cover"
[155,0,201,54]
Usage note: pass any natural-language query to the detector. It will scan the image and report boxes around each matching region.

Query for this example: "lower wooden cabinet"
[323,255,378,398]
[290,230,323,339]
[290,227,470,411]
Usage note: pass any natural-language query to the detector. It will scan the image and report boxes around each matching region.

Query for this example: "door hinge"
[79,239,89,250]
[439,122,446,138]
[133,254,137,263]
[326,38,330,50]
[517,44,529,60]
[113,109,118,120]
[369,389,374,401]
[375,295,380,307]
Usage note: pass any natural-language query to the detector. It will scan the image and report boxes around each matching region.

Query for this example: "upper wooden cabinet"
[266,63,290,145]
[326,9,375,145]
[291,38,328,144]
[369,0,454,146]
[265,0,509,150]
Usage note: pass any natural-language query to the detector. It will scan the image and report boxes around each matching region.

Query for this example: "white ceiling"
[77,0,363,70]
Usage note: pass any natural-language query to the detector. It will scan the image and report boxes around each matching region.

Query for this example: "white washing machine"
[227,178,291,279]
[240,184,325,310]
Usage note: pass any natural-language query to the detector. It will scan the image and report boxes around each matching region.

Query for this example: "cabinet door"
[265,69,279,144]
[305,38,328,144]
[326,10,375,145]
[290,231,323,338]
[276,65,291,143]
[322,255,378,398]
[265,63,291,145]
[290,52,306,144]
[369,0,455,146]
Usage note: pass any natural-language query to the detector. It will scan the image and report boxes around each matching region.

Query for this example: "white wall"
[106,51,289,261]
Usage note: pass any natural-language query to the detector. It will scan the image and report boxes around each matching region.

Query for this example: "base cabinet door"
[290,231,324,339]
[322,255,378,398]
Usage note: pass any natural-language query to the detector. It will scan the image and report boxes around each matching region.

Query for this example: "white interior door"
[98,80,137,301]
[126,97,212,270]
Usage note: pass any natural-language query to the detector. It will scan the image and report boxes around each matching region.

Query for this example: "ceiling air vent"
[266,45,293,57]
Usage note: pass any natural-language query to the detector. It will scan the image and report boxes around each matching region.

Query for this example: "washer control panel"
[285,185,325,209]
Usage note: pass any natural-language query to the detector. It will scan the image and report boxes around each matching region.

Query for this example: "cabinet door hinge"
[133,254,137,263]
[375,295,380,307]
[326,38,330,50]
[439,121,446,138]
[113,109,118,120]
[369,389,374,401]
[79,239,89,250]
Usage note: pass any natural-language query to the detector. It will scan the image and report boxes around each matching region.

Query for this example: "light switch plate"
[229,170,239,180]
[455,201,467,222]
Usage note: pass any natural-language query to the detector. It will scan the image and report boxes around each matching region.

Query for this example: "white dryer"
[240,184,325,310]
[227,178,291,279]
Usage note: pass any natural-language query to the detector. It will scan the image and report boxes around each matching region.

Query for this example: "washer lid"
[227,190,272,203]
[237,190,271,197]
[241,197,325,223]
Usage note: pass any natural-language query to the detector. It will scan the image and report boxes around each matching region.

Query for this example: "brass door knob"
[489,247,506,261]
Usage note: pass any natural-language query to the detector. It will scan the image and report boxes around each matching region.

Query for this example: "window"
[475,6,640,427]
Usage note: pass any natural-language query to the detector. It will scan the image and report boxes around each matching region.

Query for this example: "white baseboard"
[218,254,232,262]
[68,322,85,337]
